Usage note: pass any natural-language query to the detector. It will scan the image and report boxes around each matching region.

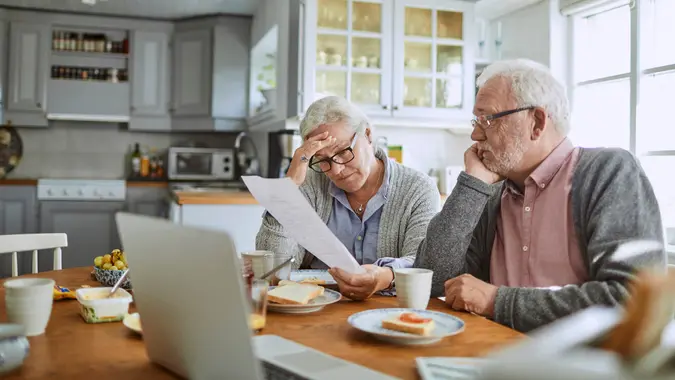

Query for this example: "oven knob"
[62,189,69,196]
[108,191,114,197]
[224,167,230,172]
[223,157,230,163]
[47,189,53,196]
[94,190,101,197]
[78,189,84,196]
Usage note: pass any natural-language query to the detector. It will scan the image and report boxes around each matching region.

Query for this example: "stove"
[37,179,126,201]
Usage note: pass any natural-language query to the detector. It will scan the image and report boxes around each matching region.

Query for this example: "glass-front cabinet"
[247,0,476,130]
[393,0,474,119]
[303,0,475,123]
[311,0,393,117]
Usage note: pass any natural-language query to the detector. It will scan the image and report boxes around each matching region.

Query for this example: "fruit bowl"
[92,249,130,289]
[93,267,132,289]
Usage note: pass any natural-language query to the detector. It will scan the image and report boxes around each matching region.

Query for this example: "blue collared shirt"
[310,158,411,270]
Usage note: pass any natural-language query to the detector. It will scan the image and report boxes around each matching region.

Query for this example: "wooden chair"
[0,233,67,277]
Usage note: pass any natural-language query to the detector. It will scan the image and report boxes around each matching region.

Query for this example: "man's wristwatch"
[382,267,396,291]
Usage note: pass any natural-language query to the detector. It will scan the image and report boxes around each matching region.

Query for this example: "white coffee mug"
[394,268,433,310]
[4,278,55,336]
[240,251,274,278]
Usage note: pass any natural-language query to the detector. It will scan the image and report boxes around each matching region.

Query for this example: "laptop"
[115,212,396,380]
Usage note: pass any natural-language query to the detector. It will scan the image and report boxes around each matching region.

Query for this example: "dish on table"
[288,270,337,286]
[123,313,142,335]
[347,308,465,345]
[266,284,341,314]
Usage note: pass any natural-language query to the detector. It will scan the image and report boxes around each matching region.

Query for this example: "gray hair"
[477,59,570,136]
[299,96,370,138]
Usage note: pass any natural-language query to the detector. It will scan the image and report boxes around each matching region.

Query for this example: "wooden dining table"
[0,267,524,379]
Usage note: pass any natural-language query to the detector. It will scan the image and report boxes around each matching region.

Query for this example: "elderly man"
[414,59,666,332]
[257,96,440,301]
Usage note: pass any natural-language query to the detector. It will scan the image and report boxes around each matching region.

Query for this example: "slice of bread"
[600,269,675,360]
[268,283,324,305]
[381,313,435,336]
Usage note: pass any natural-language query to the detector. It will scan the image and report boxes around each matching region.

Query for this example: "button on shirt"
[490,138,588,288]
[310,159,411,270]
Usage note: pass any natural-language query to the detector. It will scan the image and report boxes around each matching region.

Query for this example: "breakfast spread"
[381,312,435,336]
[600,269,675,361]
[268,282,324,305]
[299,276,326,285]
[52,285,77,300]
[93,249,128,271]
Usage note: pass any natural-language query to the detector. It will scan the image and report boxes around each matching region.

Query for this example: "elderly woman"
[256,96,440,300]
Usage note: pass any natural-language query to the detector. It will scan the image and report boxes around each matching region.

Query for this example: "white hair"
[299,96,370,138]
[476,59,570,135]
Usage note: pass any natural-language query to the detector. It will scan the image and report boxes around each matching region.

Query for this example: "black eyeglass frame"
[471,106,536,130]
[308,133,358,173]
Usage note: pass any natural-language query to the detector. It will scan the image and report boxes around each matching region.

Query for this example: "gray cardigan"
[256,149,441,269]
[414,147,666,333]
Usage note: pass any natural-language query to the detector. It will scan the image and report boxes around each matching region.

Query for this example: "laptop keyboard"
[263,360,310,380]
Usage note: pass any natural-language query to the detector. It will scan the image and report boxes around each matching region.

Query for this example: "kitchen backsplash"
[9,121,236,179]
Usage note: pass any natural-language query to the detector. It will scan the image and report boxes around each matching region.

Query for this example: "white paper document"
[242,176,365,274]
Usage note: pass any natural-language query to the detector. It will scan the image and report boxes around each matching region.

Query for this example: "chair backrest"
[0,233,68,277]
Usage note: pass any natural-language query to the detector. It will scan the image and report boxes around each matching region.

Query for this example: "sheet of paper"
[242,176,365,274]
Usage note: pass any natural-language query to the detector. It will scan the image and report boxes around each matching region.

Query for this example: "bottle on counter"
[140,147,150,178]
[149,148,159,178]
[130,143,142,178]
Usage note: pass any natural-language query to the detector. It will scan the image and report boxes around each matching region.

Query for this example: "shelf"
[52,50,128,59]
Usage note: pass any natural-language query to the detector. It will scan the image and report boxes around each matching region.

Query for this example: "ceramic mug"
[240,251,274,279]
[394,268,433,310]
[4,278,55,336]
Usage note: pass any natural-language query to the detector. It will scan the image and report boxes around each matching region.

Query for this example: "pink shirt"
[490,138,588,288]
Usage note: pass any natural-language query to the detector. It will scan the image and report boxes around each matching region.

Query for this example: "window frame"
[568,0,675,157]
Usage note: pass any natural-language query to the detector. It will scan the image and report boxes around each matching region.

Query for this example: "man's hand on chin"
[444,274,498,318]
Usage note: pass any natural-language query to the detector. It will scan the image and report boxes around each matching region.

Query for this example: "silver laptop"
[115,212,395,380]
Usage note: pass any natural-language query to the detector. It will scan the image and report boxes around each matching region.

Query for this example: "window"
[570,0,675,239]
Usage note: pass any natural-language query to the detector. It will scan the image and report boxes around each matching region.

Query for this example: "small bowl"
[76,287,133,324]
[93,267,131,289]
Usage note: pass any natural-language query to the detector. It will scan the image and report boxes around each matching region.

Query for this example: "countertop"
[0,178,168,187]
[174,190,449,205]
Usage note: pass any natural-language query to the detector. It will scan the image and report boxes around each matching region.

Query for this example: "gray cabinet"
[172,29,212,117]
[0,186,37,277]
[38,201,124,272]
[126,187,169,218]
[171,16,251,131]
[131,30,171,117]
[6,22,49,127]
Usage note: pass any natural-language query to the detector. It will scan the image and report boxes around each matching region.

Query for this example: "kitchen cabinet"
[0,186,37,278]
[6,21,49,127]
[248,0,476,131]
[38,201,124,272]
[171,16,251,131]
[171,202,265,253]
[129,30,172,131]
[126,187,170,218]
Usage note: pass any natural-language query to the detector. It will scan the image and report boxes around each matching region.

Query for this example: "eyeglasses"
[471,106,535,130]
[308,133,358,173]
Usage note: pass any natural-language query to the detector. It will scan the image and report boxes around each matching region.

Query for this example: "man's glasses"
[308,133,358,173]
[471,106,535,130]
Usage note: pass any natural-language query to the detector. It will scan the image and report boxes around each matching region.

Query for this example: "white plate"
[348,308,465,345]
[123,313,142,335]
[288,270,337,286]
[267,286,342,314]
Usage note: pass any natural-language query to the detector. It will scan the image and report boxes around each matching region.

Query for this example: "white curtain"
[560,0,630,16]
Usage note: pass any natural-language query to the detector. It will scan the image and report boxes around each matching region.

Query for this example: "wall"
[9,122,235,179]
[488,0,568,84]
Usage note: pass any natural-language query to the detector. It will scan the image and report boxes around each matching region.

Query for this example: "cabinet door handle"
[382,105,389,110]
[36,102,42,108]
[393,106,399,111]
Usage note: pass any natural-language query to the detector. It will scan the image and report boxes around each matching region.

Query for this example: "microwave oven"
[167,147,235,181]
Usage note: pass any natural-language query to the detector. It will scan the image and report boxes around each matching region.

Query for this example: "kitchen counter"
[0,178,169,187]
[173,190,258,205]
[173,190,449,206]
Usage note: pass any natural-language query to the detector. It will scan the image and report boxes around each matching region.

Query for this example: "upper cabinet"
[6,22,49,127]
[171,16,251,132]
[248,0,476,130]
[130,30,170,117]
